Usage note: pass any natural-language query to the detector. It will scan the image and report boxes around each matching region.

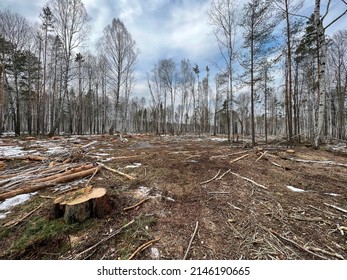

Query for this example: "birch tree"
[47,0,89,136]
[208,0,238,142]
[313,0,347,148]
[100,18,138,133]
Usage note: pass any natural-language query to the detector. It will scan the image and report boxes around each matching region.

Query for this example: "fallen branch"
[208,191,229,194]
[84,166,100,187]
[97,162,135,180]
[269,229,327,260]
[74,219,135,259]
[109,155,144,160]
[229,171,267,189]
[123,197,150,211]
[200,169,221,185]
[285,157,347,168]
[227,202,242,211]
[228,150,250,156]
[230,154,249,164]
[3,203,43,228]
[270,161,285,169]
[255,151,267,163]
[81,140,98,151]
[216,169,231,180]
[305,246,344,260]
[183,221,199,260]
[0,155,47,161]
[324,203,347,214]
[289,215,330,224]
[128,238,160,260]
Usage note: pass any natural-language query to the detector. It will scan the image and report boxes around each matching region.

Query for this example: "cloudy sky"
[1,0,347,98]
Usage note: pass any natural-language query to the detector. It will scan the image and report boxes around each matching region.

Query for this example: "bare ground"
[0,134,346,260]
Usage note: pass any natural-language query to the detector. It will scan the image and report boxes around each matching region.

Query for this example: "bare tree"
[159,58,176,134]
[208,0,238,142]
[100,18,138,133]
[39,6,53,134]
[47,0,89,136]
[0,9,33,135]
[329,30,347,139]
[313,0,347,148]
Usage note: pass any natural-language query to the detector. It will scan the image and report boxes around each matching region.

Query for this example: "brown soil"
[0,134,346,260]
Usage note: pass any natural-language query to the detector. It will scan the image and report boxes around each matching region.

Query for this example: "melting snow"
[286,185,306,193]
[125,163,142,168]
[0,146,26,157]
[209,137,228,142]
[47,146,68,155]
[0,192,37,219]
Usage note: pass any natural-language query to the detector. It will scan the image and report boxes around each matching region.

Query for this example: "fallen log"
[54,186,111,224]
[0,155,47,161]
[230,154,249,164]
[0,166,99,201]
[284,157,347,168]
[33,164,95,183]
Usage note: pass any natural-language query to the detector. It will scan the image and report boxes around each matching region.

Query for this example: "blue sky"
[1,0,347,99]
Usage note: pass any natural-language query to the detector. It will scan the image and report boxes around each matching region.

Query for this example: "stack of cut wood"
[0,163,99,201]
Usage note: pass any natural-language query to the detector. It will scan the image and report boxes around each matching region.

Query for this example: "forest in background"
[0,0,346,149]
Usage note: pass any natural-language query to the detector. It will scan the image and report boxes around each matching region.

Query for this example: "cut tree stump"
[53,186,111,224]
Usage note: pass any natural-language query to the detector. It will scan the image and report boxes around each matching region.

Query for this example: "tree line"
[0,0,346,149]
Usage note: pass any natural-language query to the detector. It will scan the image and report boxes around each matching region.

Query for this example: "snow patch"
[0,192,37,219]
[286,185,306,193]
[0,146,25,157]
[125,163,142,169]
[47,146,68,155]
[209,137,228,142]
[150,247,160,259]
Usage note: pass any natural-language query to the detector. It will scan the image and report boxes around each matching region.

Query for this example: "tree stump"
[53,186,111,224]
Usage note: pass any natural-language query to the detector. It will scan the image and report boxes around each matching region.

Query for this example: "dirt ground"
[0,134,346,260]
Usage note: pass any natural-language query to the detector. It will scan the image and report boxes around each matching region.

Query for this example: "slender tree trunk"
[250,20,256,147]
[313,0,327,149]
[285,0,293,145]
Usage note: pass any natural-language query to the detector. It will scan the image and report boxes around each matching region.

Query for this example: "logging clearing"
[0,134,347,260]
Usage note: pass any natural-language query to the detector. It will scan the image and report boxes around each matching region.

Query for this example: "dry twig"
[97,162,135,180]
[123,197,150,211]
[324,203,347,214]
[74,219,135,259]
[216,169,231,180]
[3,203,43,228]
[269,230,328,260]
[305,246,344,260]
[229,171,267,189]
[200,169,221,185]
[255,151,267,163]
[183,221,199,260]
[128,238,160,260]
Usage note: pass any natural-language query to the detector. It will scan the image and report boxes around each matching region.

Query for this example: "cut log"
[0,166,99,201]
[54,186,111,224]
